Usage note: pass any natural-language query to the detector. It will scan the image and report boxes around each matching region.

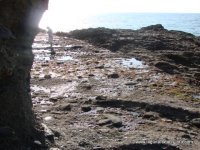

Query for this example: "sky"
[39,0,200,31]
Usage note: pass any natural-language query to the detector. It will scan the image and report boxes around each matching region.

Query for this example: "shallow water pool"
[117,58,147,69]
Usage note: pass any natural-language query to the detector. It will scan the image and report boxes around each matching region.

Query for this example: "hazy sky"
[47,0,200,14]
[39,0,200,31]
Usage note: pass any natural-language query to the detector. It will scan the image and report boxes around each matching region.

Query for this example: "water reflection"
[117,58,147,69]
[193,94,200,99]
[34,54,51,61]
[34,54,73,62]
[56,56,73,61]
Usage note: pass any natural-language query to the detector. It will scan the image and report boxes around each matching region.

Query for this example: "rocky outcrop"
[0,0,48,149]
[68,25,200,85]
[69,24,200,52]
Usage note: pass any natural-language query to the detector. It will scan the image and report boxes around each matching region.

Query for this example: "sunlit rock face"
[0,0,48,148]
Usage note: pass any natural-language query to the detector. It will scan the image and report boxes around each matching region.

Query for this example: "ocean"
[78,13,200,36]
[48,13,199,36]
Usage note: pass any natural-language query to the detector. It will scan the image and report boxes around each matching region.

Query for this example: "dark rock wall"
[0,0,48,146]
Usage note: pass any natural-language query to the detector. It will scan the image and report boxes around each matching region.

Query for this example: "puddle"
[49,82,78,98]
[117,58,147,69]
[31,85,50,94]
[34,54,51,61]
[64,45,83,50]
[56,56,73,61]
[32,43,49,49]
[49,71,60,78]
[70,122,95,129]
[65,45,73,49]
[53,45,62,48]
[193,94,200,99]
[32,49,51,53]
[32,43,62,50]
[34,54,73,62]
[44,116,53,121]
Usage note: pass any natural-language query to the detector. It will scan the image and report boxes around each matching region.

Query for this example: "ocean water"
[56,13,200,36]
[81,13,200,36]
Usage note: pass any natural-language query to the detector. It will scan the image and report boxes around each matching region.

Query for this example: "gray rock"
[140,24,165,31]
[96,107,104,113]
[57,104,71,111]
[97,119,112,126]
[104,114,122,128]
[190,118,200,128]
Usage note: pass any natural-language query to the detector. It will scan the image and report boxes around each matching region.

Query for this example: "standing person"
[47,26,55,54]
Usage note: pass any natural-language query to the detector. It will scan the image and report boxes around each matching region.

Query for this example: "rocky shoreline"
[31,25,200,150]
[67,24,200,86]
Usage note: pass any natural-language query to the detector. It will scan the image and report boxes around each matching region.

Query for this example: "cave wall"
[0,0,48,146]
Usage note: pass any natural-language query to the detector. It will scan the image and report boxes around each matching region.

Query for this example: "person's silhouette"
[46,26,55,55]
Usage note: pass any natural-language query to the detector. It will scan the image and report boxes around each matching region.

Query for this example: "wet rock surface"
[69,25,200,85]
[32,30,200,150]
